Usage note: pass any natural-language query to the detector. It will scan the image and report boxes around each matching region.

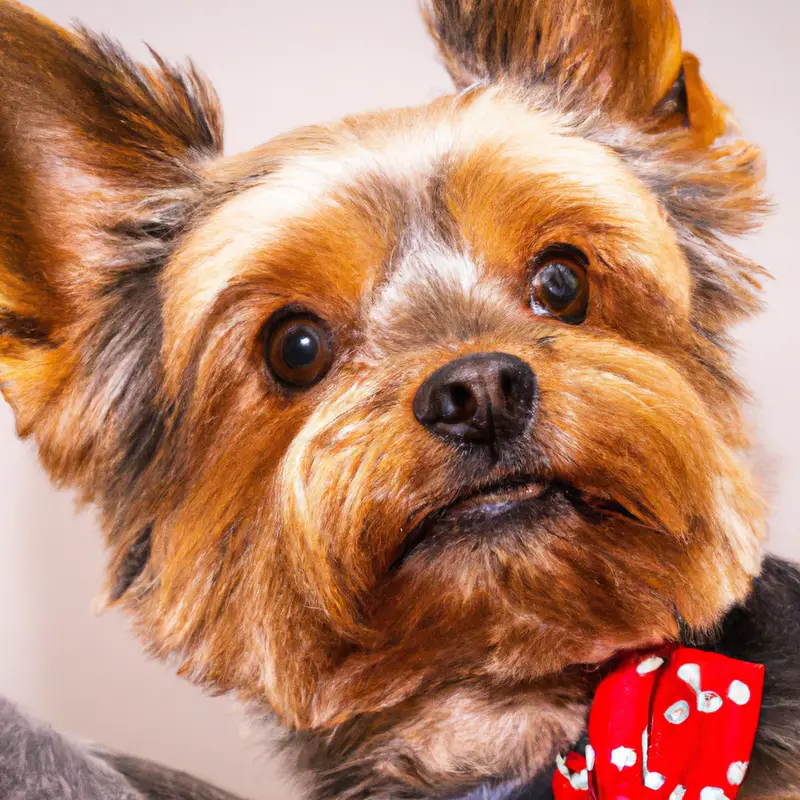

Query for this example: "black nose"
[413,353,537,446]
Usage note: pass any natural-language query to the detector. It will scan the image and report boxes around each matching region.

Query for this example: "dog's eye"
[530,245,589,324]
[264,313,333,388]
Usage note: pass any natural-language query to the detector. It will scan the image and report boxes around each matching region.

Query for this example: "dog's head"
[0,0,767,759]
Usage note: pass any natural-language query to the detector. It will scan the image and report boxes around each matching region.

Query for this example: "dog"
[1,0,798,798]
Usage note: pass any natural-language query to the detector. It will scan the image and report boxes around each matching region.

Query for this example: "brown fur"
[0,0,784,797]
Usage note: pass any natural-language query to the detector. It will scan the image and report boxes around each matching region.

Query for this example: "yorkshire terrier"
[0,1,798,799]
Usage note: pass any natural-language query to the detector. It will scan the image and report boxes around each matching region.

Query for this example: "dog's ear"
[424,0,727,144]
[0,2,221,489]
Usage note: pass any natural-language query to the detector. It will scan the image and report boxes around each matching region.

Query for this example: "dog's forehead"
[161,89,690,365]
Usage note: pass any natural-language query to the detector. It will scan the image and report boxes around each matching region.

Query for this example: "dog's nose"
[413,353,537,446]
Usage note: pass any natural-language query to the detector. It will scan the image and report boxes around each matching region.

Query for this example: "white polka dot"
[645,772,666,790]
[700,788,729,800]
[669,786,687,800]
[677,662,701,692]
[727,761,748,786]
[697,690,723,713]
[570,769,589,791]
[556,753,571,779]
[728,680,751,706]
[610,746,637,771]
[665,700,690,724]
[585,744,595,771]
[637,656,665,676]
[556,754,590,792]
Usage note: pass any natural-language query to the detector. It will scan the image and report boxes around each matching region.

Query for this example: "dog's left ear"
[0,2,222,491]
[424,0,727,145]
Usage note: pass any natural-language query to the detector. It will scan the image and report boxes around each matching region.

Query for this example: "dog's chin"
[390,477,635,571]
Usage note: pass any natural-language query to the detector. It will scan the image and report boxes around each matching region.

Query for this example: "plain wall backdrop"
[1,2,797,799]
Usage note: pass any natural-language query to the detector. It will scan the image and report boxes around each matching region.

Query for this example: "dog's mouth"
[390,476,638,572]
[436,477,550,517]
[390,476,552,571]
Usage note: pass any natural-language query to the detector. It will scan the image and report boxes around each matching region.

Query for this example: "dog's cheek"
[276,373,458,637]
[537,344,717,530]
[536,341,766,626]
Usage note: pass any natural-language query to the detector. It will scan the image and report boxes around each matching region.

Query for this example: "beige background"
[0,2,797,799]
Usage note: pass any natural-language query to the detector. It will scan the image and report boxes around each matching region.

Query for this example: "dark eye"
[530,245,589,324]
[264,313,333,388]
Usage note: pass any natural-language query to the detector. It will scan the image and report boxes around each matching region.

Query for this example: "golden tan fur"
[0,0,783,797]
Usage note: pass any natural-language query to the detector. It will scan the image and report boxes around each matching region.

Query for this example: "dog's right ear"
[0,1,221,489]
[423,0,728,145]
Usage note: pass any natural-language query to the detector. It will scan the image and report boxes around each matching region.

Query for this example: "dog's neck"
[285,666,587,799]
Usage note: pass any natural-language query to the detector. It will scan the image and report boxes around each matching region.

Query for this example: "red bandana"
[553,646,764,800]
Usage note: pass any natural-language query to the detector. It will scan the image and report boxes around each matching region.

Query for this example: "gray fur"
[0,697,142,800]
[94,751,249,800]
[0,698,249,800]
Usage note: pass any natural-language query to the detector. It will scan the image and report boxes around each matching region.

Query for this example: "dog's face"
[0,0,768,749]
